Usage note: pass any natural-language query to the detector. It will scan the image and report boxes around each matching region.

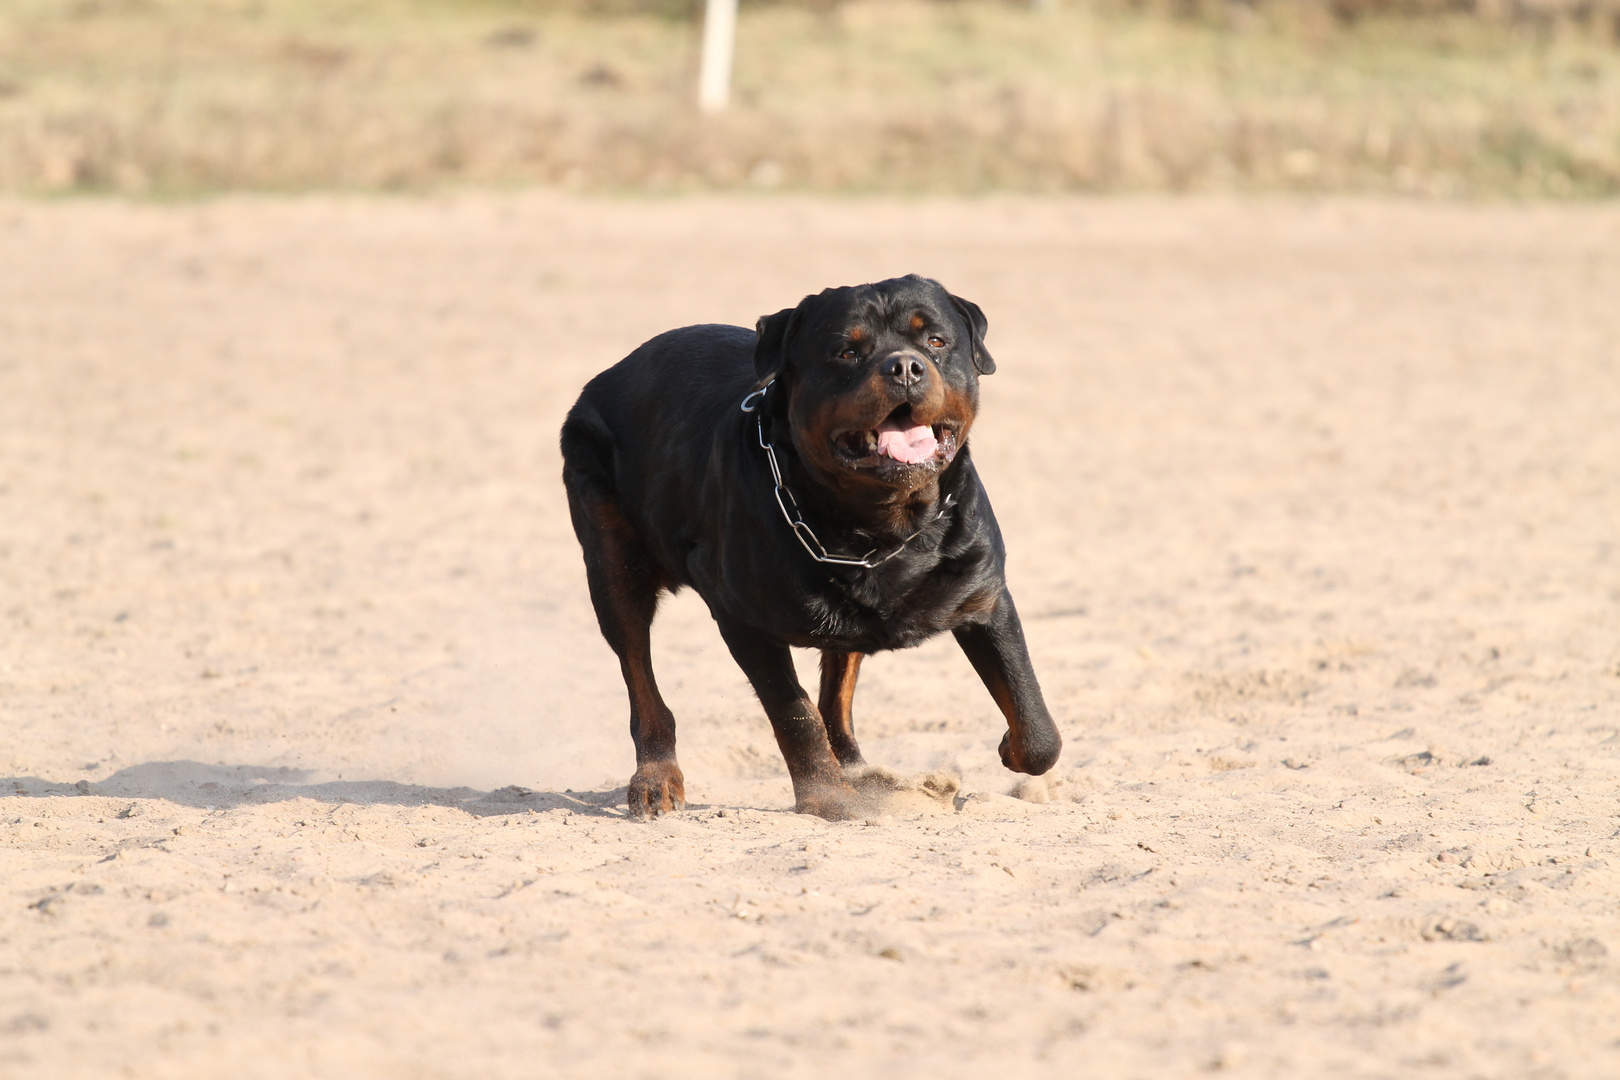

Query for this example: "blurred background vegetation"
[1,0,1617,196]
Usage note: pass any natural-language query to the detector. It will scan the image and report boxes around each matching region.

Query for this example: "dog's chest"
[799,562,997,651]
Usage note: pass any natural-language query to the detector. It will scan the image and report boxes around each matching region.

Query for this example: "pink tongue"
[875,418,938,464]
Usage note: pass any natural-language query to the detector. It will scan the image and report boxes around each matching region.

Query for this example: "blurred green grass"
[1,0,1617,195]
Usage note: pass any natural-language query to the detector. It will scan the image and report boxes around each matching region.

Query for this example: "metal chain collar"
[740,380,948,569]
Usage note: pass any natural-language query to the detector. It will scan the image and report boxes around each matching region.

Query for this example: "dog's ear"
[753,306,799,383]
[947,293,996,376]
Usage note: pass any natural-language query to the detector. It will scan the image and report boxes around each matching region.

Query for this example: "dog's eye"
[838,348,859,361]
[926,335,947,349]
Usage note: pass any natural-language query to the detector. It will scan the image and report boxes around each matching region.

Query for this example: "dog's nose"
[883,354,928,387]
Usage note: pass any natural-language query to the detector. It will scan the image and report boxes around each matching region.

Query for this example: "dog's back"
[560,324,757,575]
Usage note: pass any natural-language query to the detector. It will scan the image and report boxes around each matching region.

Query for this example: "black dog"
[561,275,1059,820]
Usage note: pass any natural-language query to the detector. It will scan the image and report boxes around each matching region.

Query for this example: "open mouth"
[834,404,959,470]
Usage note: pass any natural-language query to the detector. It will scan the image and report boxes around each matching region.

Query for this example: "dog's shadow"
[3,761,630,819]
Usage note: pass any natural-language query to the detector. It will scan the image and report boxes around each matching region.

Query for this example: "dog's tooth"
[865,431,878,452]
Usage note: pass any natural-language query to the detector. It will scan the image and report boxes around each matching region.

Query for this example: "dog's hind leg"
[563,464,684,820]
[717,619,866,820]
[816,650,866,768]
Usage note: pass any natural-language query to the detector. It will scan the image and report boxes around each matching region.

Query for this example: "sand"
[2,193,1618,1079]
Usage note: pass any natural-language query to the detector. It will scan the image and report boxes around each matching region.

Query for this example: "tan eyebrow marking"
[849,326,866,342]
[910,314,926,331]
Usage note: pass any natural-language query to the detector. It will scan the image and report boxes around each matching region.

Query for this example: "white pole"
[697,0,738,113]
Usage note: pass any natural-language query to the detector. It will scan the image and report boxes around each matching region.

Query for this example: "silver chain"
[740,380,947,569]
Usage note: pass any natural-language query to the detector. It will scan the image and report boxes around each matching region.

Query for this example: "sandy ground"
[2,193,1619,1079]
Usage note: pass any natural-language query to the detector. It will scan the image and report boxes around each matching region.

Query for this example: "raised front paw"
[627,760,686,820]
[999,728,1061,775]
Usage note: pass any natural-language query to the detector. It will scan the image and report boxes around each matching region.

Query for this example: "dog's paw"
[627,760,686,820]
[999,729,1061,775]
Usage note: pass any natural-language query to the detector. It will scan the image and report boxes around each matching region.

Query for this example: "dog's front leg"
[953,589,1062,775]
[715,617,868,820]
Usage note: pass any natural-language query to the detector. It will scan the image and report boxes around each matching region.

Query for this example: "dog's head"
[752,275,994,499]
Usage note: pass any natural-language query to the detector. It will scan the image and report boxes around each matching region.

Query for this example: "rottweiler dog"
[561,274,1060,820]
